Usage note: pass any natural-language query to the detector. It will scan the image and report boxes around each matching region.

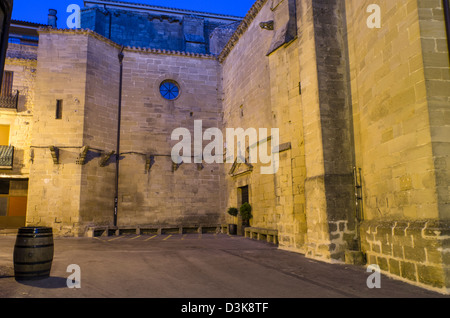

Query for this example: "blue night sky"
[12,0,255,25]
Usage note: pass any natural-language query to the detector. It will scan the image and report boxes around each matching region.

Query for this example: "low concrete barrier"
[244,227,278,245]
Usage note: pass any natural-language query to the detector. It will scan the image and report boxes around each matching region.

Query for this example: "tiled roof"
[11,19,48,27]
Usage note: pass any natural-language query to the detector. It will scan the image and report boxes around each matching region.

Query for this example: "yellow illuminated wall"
[0,125,10,146]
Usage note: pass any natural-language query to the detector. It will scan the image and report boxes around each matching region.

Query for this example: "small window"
[159,80,180,100]
[240,185,249,205]
[0,180,10,195]
[1,71,13,97]
[56,99,63,119]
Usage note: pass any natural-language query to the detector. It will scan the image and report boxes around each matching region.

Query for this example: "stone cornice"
[218,0,269,63]
[38,27,122,48]
[125,46,216,59]
[84,0,243,21]
[38,27,217,59]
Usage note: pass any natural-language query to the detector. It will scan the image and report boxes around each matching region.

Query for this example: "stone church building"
[0,0,449,293]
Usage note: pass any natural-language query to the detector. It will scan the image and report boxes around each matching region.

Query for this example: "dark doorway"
[237,185,250,235]
[0,178,28,228]
[240,185,249,205]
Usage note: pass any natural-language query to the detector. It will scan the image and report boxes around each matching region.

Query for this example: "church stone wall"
[221,0,309,254]
[221,0,449,292]
[346,0,450,292]
[15,0,450,293]
[297,0,357,261]
[117,47,224,228]
[27,31,89,236]
[79,30,121,229]
[417,0,450,221]
[27,28,225,235]
[221,0,357,260]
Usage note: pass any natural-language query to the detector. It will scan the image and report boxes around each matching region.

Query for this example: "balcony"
[0,91,19,109]
[0,146,14,169]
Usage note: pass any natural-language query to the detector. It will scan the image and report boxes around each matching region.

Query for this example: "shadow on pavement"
[15,277,67,289]
[0,265,14,279]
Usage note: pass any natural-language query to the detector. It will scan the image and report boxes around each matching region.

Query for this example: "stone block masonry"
[221,0,356,261]
[300,0,357,261]
[417,0,450,220]
[13,0,450,294]
[345,0,450,292]
[118,45,224,228]
[79,28,121,230]
[220,0,450,293]
[27,30,91,236]
[26,28,225,236]
[221,0,308,256]
[361,220,450,293]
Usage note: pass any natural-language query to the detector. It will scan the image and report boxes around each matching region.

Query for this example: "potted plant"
[239,202,252,229]
[227,207,238,235]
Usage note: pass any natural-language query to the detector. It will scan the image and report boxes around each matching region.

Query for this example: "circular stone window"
[159,80,180,100]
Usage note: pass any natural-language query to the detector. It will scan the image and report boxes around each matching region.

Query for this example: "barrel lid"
[18,227,53,234]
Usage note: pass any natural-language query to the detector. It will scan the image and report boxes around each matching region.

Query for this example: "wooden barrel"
[13,227,54,281]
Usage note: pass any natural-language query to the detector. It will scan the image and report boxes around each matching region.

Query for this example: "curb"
[0,229,18,236]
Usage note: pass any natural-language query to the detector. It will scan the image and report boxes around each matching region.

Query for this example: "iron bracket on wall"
[76,146,90,165]
[99,151,115,167]
[49,146,59,165]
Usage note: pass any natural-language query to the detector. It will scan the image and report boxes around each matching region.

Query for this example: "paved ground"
[0,233,448,299]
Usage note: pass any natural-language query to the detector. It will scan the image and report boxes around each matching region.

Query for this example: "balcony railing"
[0,91,19,109]
[0,146,14,168]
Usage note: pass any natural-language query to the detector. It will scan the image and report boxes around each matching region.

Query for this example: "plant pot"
[228,224,237,235]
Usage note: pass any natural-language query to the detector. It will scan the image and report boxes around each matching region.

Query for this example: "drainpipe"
[114,46,124,227]
[103,5,112,39]
[444,0,450,59]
